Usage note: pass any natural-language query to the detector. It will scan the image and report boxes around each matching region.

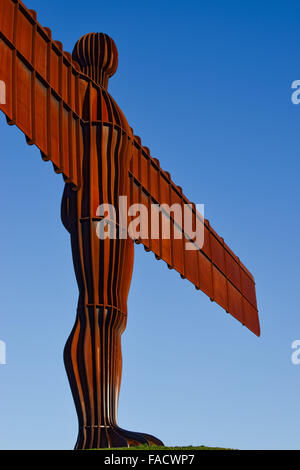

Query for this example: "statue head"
[72,33,118,89]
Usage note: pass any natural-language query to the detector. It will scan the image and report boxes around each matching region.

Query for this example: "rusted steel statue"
[0,0,260,449]
[61,34,161,448]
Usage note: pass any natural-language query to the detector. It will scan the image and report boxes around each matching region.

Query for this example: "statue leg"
[63,216,163,449]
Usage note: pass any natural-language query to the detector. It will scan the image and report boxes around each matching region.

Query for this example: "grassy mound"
[97,444,231,450]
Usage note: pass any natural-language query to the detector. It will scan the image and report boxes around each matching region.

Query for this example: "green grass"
[96,444,232,450]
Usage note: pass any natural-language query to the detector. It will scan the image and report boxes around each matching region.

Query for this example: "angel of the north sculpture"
[0,0,260,449]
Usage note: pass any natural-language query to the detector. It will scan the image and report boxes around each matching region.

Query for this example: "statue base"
[75,425,164,449]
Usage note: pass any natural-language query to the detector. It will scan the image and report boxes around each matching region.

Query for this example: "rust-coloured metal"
[128,146,259,336]
[0,0,260,449]
[61,33,164,448]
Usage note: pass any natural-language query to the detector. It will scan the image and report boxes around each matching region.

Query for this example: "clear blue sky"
[0,0,299,450]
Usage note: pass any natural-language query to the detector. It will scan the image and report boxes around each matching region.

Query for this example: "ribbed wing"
[0,0,85,188]
[0,0,260,336]
[129,136,260,336]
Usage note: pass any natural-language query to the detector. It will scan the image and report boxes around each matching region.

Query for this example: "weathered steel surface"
[61,34,163,448]
[0,0,84,186]
[0,0,260,336]
[129,143,259,336]
[0,0,260,450]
